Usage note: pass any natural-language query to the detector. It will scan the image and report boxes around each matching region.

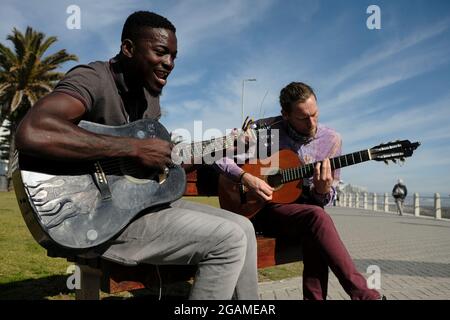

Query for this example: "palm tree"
[0,26,78,188]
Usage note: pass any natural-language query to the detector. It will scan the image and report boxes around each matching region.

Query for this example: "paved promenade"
[258,207,450,300]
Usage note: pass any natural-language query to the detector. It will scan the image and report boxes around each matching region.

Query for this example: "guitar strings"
[279,150,371,183]
[88,129,251,176]
[96,134,238,171]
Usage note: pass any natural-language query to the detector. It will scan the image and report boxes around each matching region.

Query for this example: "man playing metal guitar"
[15,11,258,300]
[215,82,382,300]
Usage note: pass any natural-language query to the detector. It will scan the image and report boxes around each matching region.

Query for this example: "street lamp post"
[241,78,256,125]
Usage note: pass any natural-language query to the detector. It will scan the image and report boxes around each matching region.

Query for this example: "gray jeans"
[395,198,404,216]
[101,199,259,300]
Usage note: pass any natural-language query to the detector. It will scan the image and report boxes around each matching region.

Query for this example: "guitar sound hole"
[102,159,160,181]
[122,165,160,181]
[267,174,283,188]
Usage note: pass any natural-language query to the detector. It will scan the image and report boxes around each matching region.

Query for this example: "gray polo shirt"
[53,55,161,125]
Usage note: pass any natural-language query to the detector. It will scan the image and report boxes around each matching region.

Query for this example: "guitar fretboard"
[280,149,371,183]
[175,134,238,163]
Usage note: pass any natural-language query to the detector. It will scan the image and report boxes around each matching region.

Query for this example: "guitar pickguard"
[23,172,99,229]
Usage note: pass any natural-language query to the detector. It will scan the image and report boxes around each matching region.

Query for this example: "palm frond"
[0,83,11,96]
[0,26,78,125]
[29,81,54,93]
[0,43,17,71]
[10,90,24,113]
[40,50,78,69]
[36,36,58,58]
[28,28,45,57]
[7,28,26,63]
[18,51,38,88]
[36,71,65,82]
[24,89,39,106]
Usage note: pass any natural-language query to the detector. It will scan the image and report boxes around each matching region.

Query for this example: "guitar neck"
[281,149,372,183]
[176,134,237,163]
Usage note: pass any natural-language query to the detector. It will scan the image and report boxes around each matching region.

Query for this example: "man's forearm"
[16,115,137,161]
[213,139,258,181]
[214,157,244,182]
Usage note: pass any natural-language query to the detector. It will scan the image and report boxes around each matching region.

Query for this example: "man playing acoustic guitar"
[15,11,258,300]
[215,82,382,300]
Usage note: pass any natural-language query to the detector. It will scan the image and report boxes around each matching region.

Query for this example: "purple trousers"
[255,202,380,300]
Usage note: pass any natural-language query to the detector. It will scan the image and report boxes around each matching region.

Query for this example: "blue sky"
[1,0,450,195]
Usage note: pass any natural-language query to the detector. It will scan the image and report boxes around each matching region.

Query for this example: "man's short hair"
[121,11,176,42]
[279,82,317,113]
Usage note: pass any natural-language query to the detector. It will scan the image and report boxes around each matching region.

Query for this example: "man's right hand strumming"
[241,173,274,202]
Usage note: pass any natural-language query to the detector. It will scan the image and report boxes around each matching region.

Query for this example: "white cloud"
[0,0,145,60]
[168,71,204,87]
[326,17,450,91]
[167,0,274,55]
[2,0,449,196]
[333,95,450,149]
[297,0,320,22]
[321,43,450,113]
[341,141,450,195]
[0,3,26,41]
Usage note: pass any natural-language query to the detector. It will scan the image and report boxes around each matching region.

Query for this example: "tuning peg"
[392,159,397,164]
[248,118,254,130]
[242,116,250,130]
[384,160,389,165]
[171,133,184,145]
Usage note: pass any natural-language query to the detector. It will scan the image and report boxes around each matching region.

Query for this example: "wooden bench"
[69,166,302,300]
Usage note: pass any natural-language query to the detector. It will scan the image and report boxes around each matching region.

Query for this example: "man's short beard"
[307,127,317,137]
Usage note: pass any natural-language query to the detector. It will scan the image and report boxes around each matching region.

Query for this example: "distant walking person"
[392,179,408,216]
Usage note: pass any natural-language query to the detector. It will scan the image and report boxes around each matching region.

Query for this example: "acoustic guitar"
[12,118,258,253]
[218,140,420,218]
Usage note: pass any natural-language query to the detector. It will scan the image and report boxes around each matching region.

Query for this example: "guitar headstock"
[370,140,421,164]
[241,116,253,131]
[240,117,273,144]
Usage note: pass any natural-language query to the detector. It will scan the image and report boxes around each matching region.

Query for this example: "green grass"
[0,192,72,299]
[0,192,302,299]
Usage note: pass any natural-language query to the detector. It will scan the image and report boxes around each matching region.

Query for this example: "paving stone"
[258,207,450,300]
